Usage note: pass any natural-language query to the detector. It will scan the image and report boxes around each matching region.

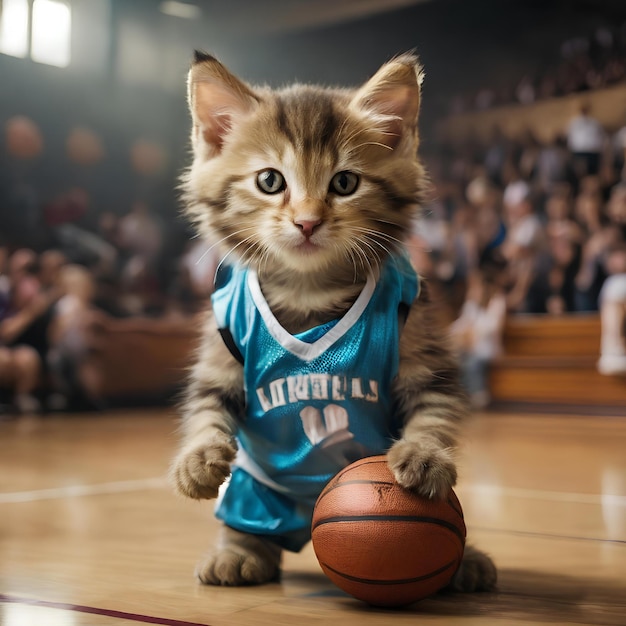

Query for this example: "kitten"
[171,51,496,592]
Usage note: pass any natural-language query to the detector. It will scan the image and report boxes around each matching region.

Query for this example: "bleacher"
[437,83,626,144]
[434,72,626,415]
[489,314,626,413]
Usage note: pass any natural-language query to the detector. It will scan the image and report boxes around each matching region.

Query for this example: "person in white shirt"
[566,103,606,176]
[450,259,508,409]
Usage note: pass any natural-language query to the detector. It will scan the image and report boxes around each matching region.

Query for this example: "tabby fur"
[171,52,496,591]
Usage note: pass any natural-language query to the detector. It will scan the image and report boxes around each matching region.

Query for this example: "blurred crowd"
[450,24,626,114]
[412,105,626,405]
[0,112,223,415]
[0,230,221,417]
[3,80,626,414]
[417,108,626,316]
[0,201,219,416]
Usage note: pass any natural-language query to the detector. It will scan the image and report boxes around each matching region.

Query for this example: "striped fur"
[171,53,496,590]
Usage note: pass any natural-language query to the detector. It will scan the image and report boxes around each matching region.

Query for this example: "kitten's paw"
[449,545,497,592]
[196,530,281,586]
[171,433,237,500]
[387,438,457,499]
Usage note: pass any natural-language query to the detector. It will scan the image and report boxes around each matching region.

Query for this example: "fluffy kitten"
[171,51,496,592]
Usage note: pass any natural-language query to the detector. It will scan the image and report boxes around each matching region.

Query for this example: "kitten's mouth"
[295,239,322,254]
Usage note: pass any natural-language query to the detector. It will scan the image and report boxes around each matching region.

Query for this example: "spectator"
[450,253,508,409]
[0,253,57,414]
[42,186,122,278]
[117,201,164,315]
[0,343,42,414]
[8,248,41,311]
[47,264,98,410]
[566,103,606,177]
[542,189,583,313]
[0,248,42,414]
[612,122,626,178]
[501,186,549,312]
[1,250,59,409]
[517,131,541,183]
[171,238,222,314]
[483,127,510,186]
[606,180,626,238]
[597,243,626,375]
[574,191,610,311]
[39,250,68,292]
[535,136,575,195]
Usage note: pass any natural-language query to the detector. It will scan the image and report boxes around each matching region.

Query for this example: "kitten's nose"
[294,217,322,238]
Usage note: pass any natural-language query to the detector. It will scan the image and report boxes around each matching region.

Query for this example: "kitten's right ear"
[188,52,259,159]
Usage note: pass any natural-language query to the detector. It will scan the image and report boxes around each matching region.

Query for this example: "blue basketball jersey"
[210,254,419,551]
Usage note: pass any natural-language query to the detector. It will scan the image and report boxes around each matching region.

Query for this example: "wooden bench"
[489,314,626,412]
[79,314,200,406]
[77,310,625,413]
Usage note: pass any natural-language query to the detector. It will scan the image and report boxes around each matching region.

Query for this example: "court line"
[3,478,625,508]
[0,477,169,503]
[461,484,626,507]
[471,526,626,545]
[0,594,210,626]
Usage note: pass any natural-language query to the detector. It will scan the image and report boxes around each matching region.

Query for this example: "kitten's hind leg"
[196,525,282,586]
[448,544,497,592]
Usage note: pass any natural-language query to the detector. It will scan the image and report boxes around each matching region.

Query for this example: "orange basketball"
[311,455,466,607]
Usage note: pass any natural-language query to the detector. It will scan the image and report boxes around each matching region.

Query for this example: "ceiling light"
[159,1,201,20]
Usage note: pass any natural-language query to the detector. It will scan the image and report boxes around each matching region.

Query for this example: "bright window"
[0,0,71,66]
[0,0,29,58]
[31,0,71,67]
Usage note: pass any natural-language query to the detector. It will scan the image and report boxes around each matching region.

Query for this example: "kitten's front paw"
[387,438,457,499]
[171,433,237,500]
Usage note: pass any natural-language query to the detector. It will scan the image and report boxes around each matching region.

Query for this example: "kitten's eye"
[256,169,286,194]
[329,171,359,196]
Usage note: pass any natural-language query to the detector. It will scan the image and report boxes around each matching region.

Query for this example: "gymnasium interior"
[1,1,625,624]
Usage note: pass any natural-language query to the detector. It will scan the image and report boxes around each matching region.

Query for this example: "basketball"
[311,455,466,607]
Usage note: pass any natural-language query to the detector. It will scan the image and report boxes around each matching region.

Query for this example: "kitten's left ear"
[350,53,423,151]
[188,51,260,160]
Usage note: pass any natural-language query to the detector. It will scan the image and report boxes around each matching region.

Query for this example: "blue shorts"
[215,467,318,552]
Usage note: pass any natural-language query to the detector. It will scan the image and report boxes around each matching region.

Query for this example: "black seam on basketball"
[320,558,457,585]
[446,496,464,521]
[311,515,466,543]
[315,479,396,507]
[331,457,388,485]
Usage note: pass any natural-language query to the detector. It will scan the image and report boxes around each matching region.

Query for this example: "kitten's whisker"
[350,141,394,152]
[372,216,411,228]
[351,226,405,247]
[348,240,376,276]
[195,227,257,265]
[336,242,361,283]
[352,235,386,269]
[218,233,258,267]
[340,125,372,146]
[256,242,276,278]
[363,234,394,258]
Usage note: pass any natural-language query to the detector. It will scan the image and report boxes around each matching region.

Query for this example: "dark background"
[1,0,626,232]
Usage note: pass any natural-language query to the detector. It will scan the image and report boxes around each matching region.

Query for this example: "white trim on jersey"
[233,445,295,496]
[247,270,377,363]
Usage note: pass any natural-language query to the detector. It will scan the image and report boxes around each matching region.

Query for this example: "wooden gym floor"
[1,408,625,626]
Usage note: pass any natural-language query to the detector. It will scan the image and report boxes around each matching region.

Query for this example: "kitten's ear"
[350,53,423,151]
[188,51,260,159]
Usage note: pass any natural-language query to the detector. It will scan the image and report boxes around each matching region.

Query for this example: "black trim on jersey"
[218,327,244,365]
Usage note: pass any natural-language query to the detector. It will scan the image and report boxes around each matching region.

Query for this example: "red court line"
[0,594,211,626]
